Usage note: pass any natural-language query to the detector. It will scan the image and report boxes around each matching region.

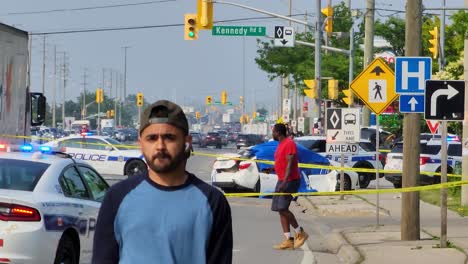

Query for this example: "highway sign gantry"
[274,26,295,47]
[424,80,465,121]
[395,57,432,113]
[350,58,398,115]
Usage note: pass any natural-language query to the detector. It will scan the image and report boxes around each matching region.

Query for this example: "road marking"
[300,240,316,264]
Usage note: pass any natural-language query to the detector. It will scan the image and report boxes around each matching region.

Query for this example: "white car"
[294,136,384,188]
[43,135,147,176]
[211,154,359,193]
[0,144,109,264]
[384,139,461,188]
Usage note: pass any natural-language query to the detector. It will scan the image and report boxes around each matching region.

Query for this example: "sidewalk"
[300,192,468,264]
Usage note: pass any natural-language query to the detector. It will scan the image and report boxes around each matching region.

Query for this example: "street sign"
[395,57,432,94]
[274,26,295,47]
[399,94,425,113]
[326,143,359,154]
[291,120,297,128]
[282,113,290,123]
[424,80,465,121]
[426,120,439,135]
[350,58,398,115]
[326,108,360,143]
[212,26,266,36]
[283,98,291,114]
[297,117,305,132]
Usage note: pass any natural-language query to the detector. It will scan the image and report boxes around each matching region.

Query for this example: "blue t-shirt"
[92,172,232,264]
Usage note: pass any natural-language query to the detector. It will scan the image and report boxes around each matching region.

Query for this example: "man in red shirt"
[271,123,309,250]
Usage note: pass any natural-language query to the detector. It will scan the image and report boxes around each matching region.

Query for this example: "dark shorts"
[271,179,300,212]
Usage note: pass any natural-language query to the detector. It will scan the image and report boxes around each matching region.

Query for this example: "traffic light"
[136,92,144,106]
[342,89,354,106]
[304,79,318,99]
[206,96,212,105]
[106,110,111,118]
[252,111,257,119]
[197,0,213,30]
[110,109,115,117]
[184,14,198,40]
[328,80,338,100]
[195,111,200,119]
[321,5,333,35]
[96,88,103,103]
[428,26,438,59]
[240,96,244,105]
[221,91,227,105]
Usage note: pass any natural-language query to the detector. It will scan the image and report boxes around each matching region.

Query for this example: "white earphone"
[185,142,190,151]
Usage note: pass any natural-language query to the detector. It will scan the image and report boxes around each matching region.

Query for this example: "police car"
[0,144,109,264]
[43,134,147,176]
[384,139,461,188]
[294,136,384,188]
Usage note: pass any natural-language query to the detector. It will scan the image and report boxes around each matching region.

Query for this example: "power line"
[30,14,309,35]
[0,0,175,16]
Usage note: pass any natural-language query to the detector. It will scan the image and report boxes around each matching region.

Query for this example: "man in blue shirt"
[92,100,233,264]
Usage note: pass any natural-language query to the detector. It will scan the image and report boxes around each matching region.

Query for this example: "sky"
[0,0,465,114]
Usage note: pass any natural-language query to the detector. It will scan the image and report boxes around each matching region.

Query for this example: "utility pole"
[315,0,322,127]
[440,0,446,70]
[362,0,375,127]
[52,46,57,128]
[81,69,89,120]
[41,35,46,94]
[123,46,130,102]
[401,0,422,241]
[61,52,68,128]
[461,0,468,207]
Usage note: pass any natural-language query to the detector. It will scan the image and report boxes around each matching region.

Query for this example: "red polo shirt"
[274,137,300,182]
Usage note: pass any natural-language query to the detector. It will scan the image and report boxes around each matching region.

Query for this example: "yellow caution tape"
[223,180,468,197]
[1,134,464,178]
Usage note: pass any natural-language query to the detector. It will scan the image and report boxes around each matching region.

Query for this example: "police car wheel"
[125,159,147,176]
[335,175,351,191]
[54,235,78,264]
[358,173,371,189]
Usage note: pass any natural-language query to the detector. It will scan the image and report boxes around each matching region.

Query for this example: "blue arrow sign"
[399,94,425,113]
[395,57,432,94]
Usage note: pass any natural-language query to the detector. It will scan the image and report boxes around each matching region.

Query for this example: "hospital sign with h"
[395,57,432,94]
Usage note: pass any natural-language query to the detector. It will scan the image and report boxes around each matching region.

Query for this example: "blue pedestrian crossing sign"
[399,94,425,113]
[395,57,432,94]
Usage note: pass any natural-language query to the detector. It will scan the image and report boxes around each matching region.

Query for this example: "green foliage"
[374,17,406,56]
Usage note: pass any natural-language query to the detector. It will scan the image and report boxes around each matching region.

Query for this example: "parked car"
[0,143,109,263]
[384,139,461,188]
[216,130,229,146]
[202,132,223,149]
[190,132,204,147]
[227,132,238,143]
[211,141,359,193]
[294,136,384,188]
[236,134,264,149]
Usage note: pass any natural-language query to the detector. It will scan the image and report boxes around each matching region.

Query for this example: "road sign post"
[350,57,398,227]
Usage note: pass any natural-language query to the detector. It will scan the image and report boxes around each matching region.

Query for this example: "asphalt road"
[101,145,394,263]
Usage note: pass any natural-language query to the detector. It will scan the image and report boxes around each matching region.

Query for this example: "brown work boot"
[273,238,294,250]
[294,230,309,249]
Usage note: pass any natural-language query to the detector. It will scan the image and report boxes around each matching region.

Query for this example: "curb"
[299,197,363,264]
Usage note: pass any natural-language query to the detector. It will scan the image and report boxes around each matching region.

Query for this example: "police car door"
[77,165,109,259]
[79,138,109,173]
[59,138,104,172]
[59,165,100,263]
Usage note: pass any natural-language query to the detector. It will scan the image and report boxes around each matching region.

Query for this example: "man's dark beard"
[145,145,186,173]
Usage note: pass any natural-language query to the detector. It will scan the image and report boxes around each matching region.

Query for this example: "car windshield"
[359,142,376,152]
[0,159,49,191]
[448,144,462,156]
[391,142,429,154]
[104,137,134,150]
[422,144,441,155]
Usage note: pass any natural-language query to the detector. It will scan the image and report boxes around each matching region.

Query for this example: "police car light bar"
[19,145,34,152]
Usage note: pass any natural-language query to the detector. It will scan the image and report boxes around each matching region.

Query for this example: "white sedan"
[0,144,109,264]
[211,154,359,193]
[43,135,147,176]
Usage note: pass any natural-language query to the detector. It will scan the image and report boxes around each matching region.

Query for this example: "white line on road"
[300,241,316,264]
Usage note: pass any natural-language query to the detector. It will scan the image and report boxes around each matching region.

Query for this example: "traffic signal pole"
[401,0,422,241]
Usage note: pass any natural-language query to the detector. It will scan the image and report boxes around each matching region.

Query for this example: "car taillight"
[420,157,430,165]
[0,203,41,222]
[239,163,251,170]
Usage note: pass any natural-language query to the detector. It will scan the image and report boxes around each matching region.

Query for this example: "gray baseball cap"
[139,100,189,135]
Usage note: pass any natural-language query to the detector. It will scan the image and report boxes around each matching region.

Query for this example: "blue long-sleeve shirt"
[92,172,232,264]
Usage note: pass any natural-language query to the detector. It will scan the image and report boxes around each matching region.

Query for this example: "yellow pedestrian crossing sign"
[350,58,399,115]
